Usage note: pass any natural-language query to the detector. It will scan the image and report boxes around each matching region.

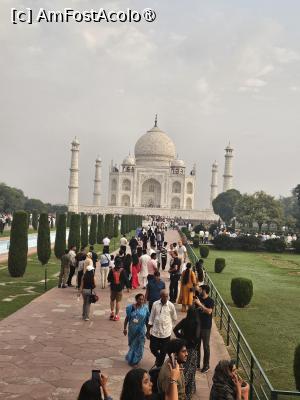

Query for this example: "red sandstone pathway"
[0,230,229,400]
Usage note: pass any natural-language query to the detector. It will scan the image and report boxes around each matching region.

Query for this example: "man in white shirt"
[199,230,205,243]
[140,249,151,288]
[147,289,177,367]
[103,236,110,253]
[204,230,209,244]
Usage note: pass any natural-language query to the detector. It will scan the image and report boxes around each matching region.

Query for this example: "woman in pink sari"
[131,253,141,289]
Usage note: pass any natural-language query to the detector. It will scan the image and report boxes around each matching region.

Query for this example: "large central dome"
[134,123,176,166]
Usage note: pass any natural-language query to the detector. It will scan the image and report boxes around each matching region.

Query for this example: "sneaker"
[61,285,67,288]
[201,366,210,373]
[68,284,74,287]
[84,318,90,321]
[113,315,120,321]
[109,313,115,320]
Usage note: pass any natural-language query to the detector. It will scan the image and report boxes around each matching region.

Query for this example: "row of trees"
[8,211,143,280]
[212,186,300,231]
[0,182,67,214]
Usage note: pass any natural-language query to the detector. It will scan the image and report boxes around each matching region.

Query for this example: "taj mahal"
[67,117,234,221]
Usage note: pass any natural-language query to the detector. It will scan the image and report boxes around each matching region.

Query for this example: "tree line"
[212,184,300,231]
[0,182,67,214]
[8,211,143,283]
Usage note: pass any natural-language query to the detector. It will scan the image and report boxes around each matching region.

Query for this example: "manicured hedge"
[215,258,226,273]
[294,344,300,390]
[200,245,209,258]
[264,238,286,253]
[231,278,253,308]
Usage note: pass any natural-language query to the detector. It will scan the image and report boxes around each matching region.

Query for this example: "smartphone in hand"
[91,370,101,384]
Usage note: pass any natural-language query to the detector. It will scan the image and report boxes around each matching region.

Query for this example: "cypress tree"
[67,211,74,228]
[37,213,51,290]
[96,214,104,244]
[89,214,97,245]
[113,216,119,238]
[54,213,66,259]
[32,210,38,230]
[121,215,125,236]
[81,213,88,248]
[104,214,113,237]
[8,211,28,277]
[68,214,81,251]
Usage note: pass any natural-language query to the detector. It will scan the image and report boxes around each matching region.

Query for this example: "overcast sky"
[1,0,300,209]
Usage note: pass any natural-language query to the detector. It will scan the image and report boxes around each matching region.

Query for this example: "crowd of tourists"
[0,212,12,233]
[58,218,249,400]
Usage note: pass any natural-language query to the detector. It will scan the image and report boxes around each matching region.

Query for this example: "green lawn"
[0,233,133,320]
[197,247,300,391]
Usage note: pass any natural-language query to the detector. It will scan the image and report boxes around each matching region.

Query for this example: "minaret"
[210,161,218,206]
[68,137,80,212]
[93,156,102,206]
[223,143,234,192]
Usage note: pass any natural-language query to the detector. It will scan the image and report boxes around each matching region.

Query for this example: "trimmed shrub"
[8,211,28,277]
[96,214,104,244]
[80,213,88,248]
[37,213,51,265]
[294,344,300,390]
[54,213,66,259]
[200,245,209,258]
[68,214,81,250]
[292,239,300,254]
[104,214,114,238]
[236,235,261,251]
[264,238,286,253]
[89,214,97,245]
[66,211,74,228]
[113,216,119,238]
[213,235,234,250]
[215,258,226,273]
[32,210,38,230]
[192,236,200,248]
[231,278,253,308]
[181,234,188,246]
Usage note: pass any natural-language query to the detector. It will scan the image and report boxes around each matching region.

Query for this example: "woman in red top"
[131,253,141,289]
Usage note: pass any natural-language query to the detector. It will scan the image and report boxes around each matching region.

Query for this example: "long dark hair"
[78,379,101,400]
[123,254,132,269]
[83,270,95,288]
[195,260,204,282]
[182,262,192,285]
[120,368,147,400]
[132,253,139,265]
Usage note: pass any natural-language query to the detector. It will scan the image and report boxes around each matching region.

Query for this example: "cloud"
[273,46,300,64]
[196,77,209,94]
[239,78,267,93]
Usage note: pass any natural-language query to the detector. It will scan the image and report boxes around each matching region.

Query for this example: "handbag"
[89,288,99,304]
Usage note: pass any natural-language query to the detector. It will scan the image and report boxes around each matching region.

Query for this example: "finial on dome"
[154,114,158,127]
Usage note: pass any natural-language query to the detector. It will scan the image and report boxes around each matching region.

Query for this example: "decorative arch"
[172,181,181,193]
[186,198,192,209]
[122,179,131,191]
[111,194,116,206]
[187,182,193,194]
[121,194,130,207]
[171,197,181,209]
[141,179,161,208]
[111,179,117,191]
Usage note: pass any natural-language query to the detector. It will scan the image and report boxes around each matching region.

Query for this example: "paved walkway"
[0,230,229,400]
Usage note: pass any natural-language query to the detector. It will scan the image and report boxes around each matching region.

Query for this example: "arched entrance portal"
[141,179,161,208]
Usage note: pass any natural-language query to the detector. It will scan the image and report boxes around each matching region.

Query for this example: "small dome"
[96,156,102,163]
[135,124,176,165]
[171,159,185,167]
[122,155,136,165]
[72,137,79,146]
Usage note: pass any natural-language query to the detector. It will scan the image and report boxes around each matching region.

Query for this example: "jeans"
[77,270,84,289]
[100,266,109,288]
[82,289,92,319]
[161,257,167,270]
[197,328,211,368]
[169,274,180,302]
[150,335,170,367]
[67,264,76,286]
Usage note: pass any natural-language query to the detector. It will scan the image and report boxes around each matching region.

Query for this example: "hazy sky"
[1,0,300,209]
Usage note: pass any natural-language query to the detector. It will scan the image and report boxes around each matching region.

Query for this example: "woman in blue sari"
[123,293,150,367]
